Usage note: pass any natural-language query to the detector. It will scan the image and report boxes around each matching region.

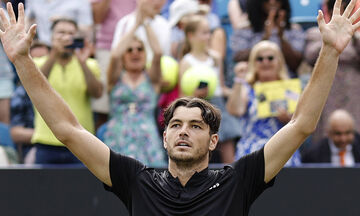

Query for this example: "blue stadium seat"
[290,0,322,23]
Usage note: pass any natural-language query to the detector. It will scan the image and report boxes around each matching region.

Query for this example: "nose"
[179,125,189,138]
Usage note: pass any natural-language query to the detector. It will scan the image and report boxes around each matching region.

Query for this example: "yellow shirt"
[31,56,100,146]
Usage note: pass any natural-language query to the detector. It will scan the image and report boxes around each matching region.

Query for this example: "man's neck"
[168,159,208,187]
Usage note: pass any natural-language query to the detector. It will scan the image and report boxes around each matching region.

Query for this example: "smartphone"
[198,81,208,89]
[65,38,84,49]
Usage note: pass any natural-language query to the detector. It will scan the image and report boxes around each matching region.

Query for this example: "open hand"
[319,0,360,53]
[0,3,36,63]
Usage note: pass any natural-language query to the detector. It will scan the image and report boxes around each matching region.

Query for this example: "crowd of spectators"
[0,0,360,167]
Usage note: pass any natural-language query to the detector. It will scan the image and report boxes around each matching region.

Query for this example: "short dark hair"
[163,97,221,135]
[50,18,78,31]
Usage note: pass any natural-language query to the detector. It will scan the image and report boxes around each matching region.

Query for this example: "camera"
[65,37,84,49]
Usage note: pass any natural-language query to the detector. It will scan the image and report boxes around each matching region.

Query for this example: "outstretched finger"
[0,8,9,29]
[350,7,360,24]
[7,2,16,25]
[17,3,25,25]
[26,24,37,43]
[317,10,326,29]
[332,0,342,16]
[354,20,360,30]
[343,0,356,18]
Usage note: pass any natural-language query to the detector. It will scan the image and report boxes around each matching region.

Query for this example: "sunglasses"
[126,46,144,53]
[256,55,275,62]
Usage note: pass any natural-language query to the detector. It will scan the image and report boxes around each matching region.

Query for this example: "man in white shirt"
[111,0,171,64]
[302,109,360,166]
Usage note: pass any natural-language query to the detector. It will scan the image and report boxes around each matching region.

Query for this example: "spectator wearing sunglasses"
[105,2,166,166]
[227,40,301,166]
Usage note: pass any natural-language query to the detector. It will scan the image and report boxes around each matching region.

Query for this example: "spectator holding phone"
[179,15,241,164]
[30,18,103,164]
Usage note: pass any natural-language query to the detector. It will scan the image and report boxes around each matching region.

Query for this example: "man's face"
[163,106,218,165]
[328,120,355,149]
[51,21,77,54]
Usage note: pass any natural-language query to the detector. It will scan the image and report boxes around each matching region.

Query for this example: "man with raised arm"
[1,1,359,215]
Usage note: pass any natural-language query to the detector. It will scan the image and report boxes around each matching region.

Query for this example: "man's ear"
[209,134,219,151]
[163,131,168,149]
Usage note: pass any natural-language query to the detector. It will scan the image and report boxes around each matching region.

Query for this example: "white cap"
[169,0,199,27]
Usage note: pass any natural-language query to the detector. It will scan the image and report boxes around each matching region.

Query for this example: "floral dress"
[104,73,165,167]
[235,86,301,166]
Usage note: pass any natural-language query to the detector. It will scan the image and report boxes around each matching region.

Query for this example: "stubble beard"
[168,147,209,168]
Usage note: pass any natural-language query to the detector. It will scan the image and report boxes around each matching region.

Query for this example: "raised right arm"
[0,3,113,186]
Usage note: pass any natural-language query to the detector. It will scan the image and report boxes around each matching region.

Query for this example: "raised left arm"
[263,0,360,183]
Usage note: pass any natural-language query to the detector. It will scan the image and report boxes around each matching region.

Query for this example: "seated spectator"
[25,0,93,45]
[90,0,136,127]
[302,109,360,167]
[304,0,360,144]
[227,40,301,166]
[31,18,102,164]
[112,0,171,65]
[179,15,241,163]
[105,4,165,167]
[230,0,304,77]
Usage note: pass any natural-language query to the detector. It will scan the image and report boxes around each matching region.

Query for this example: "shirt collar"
[166,167,210,188]
[329,139,353,154]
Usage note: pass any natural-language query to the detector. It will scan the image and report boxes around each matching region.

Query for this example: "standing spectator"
[227,40,301,166]
[302,109,360,166]
[31,18,102,164]
[90,0,136,127]
[25,0,93,45]
[112,0,171,65]
[105,1,165,166]
[230,0,304,77]
[304,0,360,143]
[179,15,241,163]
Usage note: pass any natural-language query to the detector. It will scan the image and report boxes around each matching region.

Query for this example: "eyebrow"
[169,119,205,125]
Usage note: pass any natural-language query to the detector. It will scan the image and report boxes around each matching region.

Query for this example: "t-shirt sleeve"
[234,147,275,204]
[105,149,146,203]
